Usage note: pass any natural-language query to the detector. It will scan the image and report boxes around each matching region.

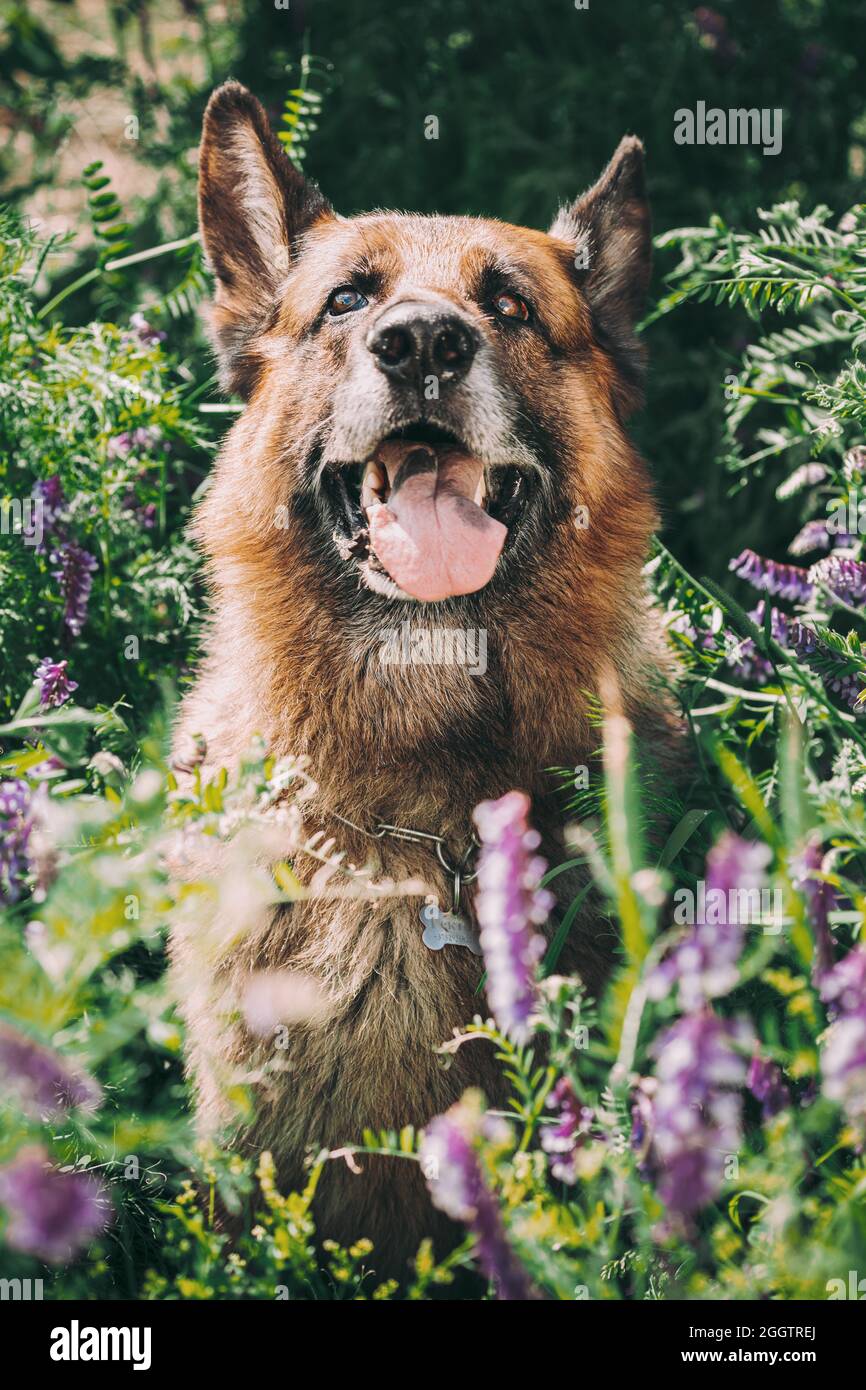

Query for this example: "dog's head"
[198,83,652,605]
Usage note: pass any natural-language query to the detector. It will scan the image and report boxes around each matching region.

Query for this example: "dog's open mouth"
[326,425,528,601]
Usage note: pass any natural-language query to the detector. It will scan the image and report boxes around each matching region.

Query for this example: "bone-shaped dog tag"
[420,903,483,955]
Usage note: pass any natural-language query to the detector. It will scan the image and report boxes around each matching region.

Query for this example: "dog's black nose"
[367,303,478,385]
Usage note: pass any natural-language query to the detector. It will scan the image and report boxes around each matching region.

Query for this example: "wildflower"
[50,541,98,637]
[725,633,772,683]
[107,426,161,460]
[129,312,166,347]
[725,601,793,683]
[776,463,826,501]
[810,555,866,607]
[0,1024,101,1117]
[31,476,66,546]
[34,657,77,709]
[669,611,717,652]
[789,520,835,557]
[421,1094,535,1300]
[819,945,866,1018]
[0,779,33,902]
[648,1010,752,1223]
[472,790,552,1044]
[792,837,838,982]
[843,446,866,481]
[746,1049,789,1119]
[729,548,815,604]
[819,947,866,1134]
[540,1078,594,1183]
[121,488,157,528]
[788,621,864,711]
[0,1146,109,1263]
[751,600,791,643]
[648,833,770,1009]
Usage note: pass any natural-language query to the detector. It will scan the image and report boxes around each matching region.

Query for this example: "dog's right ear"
[198,81,332,394]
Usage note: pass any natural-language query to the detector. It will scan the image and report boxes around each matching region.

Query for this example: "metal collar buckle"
[332,812,479,913]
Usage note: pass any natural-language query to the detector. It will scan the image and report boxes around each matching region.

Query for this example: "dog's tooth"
[361,460,387,511]
[474,473,487,508]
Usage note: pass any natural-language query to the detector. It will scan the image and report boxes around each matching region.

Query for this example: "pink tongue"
[367,444,506,602]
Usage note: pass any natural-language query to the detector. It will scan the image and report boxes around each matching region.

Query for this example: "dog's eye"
[328,286,368,316]
[492,292,530,322]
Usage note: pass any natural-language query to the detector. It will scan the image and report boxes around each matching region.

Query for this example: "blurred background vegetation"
[2,0,866,633]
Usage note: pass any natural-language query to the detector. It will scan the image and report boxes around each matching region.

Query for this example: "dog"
[171,81,683,1276]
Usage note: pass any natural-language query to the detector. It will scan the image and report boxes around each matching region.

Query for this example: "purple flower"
[0,1146,109,1263]
[819,947,866,1133]
[107,426,161,461]
[34,657,77,710]
[844,447,866,481]
[540,1078,594,1183]
[0,779,33,902]
[30,481,98,634]
[726,601,796,683]
[811,556,866,607]
[647,833,770,1009]
[31,477,66,548]
[751,600,792,644]
[121,489,157,529]
[746,1050,789,1119]
[647,1011,752,1224]
[788,621,865,712]
[421,1096,535,1300]
[792,837,838,983]
[128,312,166,347]
[725,634,773,684]
[789,520,835,557]
[728,600,800,682]
[50,541,98,637]
[730,549,815,605]
[669,611,718,652]
[820,946,866,1018]
[0,1024,101,1117]
[472,791,552,1044]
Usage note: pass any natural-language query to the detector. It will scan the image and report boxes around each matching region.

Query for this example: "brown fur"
[172,83,683,1277]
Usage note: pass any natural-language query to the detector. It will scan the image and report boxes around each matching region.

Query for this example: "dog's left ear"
[198,81,333,394]
[549,137,651,407]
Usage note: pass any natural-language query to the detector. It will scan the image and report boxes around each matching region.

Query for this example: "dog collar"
[331,812,482,955]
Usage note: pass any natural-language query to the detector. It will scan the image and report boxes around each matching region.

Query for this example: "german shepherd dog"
[172,82,682,1275]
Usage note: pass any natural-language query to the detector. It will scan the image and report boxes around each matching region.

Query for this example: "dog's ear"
[549,137,650,410]
[198,81,332,394]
